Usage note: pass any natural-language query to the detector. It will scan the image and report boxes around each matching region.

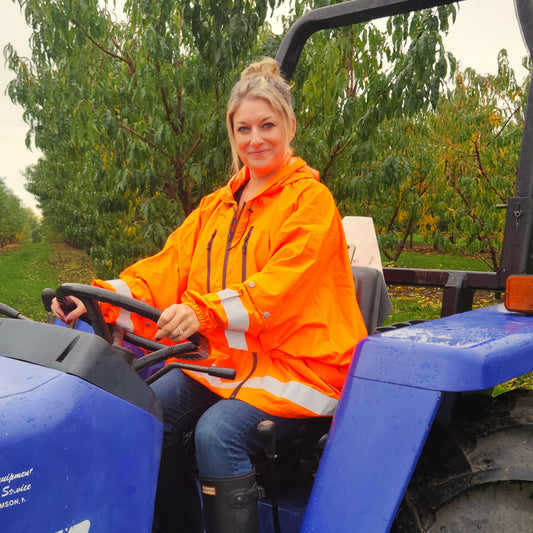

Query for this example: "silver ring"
[177,326,184,337]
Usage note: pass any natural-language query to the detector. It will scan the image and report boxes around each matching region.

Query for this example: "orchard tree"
[425,51,527,270]
[334,51,527,267]
[334,113,439,262]
[0,177,36,247]
[6,0,281,276]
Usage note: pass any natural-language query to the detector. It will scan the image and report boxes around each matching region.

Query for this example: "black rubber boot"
[152,441,203,533]
[200,471,261,533]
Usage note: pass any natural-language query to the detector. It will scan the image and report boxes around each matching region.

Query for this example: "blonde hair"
[226,57,295,175]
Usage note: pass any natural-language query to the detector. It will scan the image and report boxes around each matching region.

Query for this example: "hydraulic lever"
[257,420,282,533]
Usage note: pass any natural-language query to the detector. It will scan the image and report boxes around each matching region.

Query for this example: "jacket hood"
[223,152,320,202]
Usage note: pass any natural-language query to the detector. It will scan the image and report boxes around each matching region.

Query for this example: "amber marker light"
[504,275,533,314]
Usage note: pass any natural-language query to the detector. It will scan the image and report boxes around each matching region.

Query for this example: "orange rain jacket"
[94,155,367,418]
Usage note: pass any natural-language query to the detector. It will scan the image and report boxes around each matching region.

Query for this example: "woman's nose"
[250,128,262,146]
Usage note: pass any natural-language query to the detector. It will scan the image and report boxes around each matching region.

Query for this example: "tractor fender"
[300,304,533,532]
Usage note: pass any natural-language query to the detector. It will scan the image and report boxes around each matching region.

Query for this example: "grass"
[0,241,59,321]
[0,240,95,322]
[390,250,491,272]
[384,286,443,323]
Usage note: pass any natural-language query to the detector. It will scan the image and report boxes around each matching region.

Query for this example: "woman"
[53,57,367,533]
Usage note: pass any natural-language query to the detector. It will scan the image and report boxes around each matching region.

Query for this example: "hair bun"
[240,57,280,81]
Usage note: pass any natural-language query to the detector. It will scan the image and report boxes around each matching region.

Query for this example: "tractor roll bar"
[276,0,465,80]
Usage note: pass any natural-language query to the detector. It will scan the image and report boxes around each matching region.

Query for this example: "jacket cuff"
[181,294,217,331]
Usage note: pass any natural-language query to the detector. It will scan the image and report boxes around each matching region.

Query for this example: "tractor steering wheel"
[49,283,236,380]
[55,282,202,344]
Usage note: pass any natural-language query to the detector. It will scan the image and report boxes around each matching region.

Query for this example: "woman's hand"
[156,303,200,342]
[51,295,87,324]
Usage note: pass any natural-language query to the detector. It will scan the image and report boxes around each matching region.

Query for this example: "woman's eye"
[237,126,250,133]
[262,122,275,129]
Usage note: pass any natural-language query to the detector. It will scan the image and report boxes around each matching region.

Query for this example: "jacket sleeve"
[92,204,205,335]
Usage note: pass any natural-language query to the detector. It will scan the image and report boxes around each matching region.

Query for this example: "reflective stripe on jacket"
[94,156,367,417]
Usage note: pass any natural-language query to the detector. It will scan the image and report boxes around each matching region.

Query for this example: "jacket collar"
[222,153,320,204]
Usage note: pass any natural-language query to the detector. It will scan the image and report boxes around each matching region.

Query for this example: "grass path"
[0,241,58,321]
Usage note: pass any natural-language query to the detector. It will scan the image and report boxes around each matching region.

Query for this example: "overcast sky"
[1,0,529,213]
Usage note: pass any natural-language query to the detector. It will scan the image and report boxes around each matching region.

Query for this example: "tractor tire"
[392,389,533,532]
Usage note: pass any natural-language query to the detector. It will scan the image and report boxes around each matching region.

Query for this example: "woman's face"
[232,96,296,183]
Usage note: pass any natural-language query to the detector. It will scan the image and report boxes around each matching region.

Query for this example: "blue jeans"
[150,368,312,477]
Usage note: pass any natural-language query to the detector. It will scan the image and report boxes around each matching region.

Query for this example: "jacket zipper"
[230,352,258,399]
[241,227,254,282]
[206,230,217,293]
[222,204,246,289]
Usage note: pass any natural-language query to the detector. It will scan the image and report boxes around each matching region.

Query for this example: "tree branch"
[322,133,355,183]
[182,134,202,166]
[71,18,136,76]
[472,134,507,203]
[119,122,174,161]
[484,102,522,148]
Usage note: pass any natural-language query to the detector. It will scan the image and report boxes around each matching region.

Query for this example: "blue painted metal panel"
[0,352,61,397]
[300,377,441,532]
[0,357,163,533]
[301,305,533,532]
[352,304,533,391]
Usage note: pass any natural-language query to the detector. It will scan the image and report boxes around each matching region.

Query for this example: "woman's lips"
[248,149,269,157]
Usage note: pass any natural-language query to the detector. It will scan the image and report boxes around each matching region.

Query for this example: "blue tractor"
[2,1,533,531]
